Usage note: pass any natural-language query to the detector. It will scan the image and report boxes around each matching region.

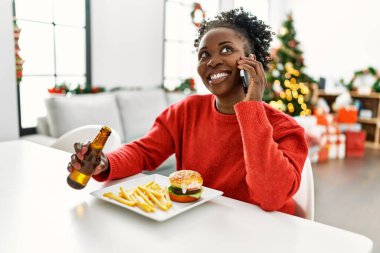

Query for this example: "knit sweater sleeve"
[93,107,177,182]
[234,101,308,211]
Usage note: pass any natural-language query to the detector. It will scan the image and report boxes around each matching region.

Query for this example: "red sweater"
[96,94,308,215]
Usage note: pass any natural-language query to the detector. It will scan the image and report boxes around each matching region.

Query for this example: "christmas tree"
[265,13,316,116]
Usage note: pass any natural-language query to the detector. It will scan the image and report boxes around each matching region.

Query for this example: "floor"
[313,148,380,253]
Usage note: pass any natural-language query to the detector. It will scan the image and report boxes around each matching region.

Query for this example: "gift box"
[313,108,334,126]
[338,123,362,133]
[315,134,330,163]
[315,114,328,125]
[337,134,346,159]
[345,131,366,158]
[337,107,358,123]
[311,123,346,162]
[327,134,346,160]
[317,144,329,162]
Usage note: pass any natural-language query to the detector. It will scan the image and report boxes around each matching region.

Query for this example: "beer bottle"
[67,126,112,190]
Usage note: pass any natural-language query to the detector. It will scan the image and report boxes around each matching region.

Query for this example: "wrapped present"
[309,134,330,163]
[337,107,358,123]
[310,125,345,162]
[338,123,362,133]
[328,135,338,159]
[345,131,366,158]
[315,114,328,125]
[317,134,329,163]
[326,134,346,160]
[337,134,346,159]
[313,108,334,126]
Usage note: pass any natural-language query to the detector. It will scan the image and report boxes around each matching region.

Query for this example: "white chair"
[51,125,122,153]
[293,157,315,220]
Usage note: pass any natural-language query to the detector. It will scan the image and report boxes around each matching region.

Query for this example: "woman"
[68,8,308,215]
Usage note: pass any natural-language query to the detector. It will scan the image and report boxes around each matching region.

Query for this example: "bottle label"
[69,169,91,186]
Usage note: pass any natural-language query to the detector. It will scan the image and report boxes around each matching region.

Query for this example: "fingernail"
[249,54,254,58]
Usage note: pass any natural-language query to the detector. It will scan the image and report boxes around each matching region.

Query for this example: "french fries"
[103,181,172,213]
[103,192,136,207]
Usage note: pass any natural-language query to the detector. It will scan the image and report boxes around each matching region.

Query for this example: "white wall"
[268,0,288,47]
[220,0,234,12]
[270,0,380,84]
[91,0,165,89]
[0,0,19,141]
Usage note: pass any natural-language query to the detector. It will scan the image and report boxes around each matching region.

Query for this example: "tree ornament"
[288,39,297,48]
[273,80,283,93]
[279,27,288,36]
[272,69,280,78]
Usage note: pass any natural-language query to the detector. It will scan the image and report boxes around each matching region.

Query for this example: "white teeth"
[210,72,228,80]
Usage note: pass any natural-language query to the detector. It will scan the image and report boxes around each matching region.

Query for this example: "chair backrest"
[293,157,315,220]
[51,125,122,153]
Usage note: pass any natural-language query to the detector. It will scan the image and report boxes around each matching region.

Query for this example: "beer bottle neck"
[91,128,111,151]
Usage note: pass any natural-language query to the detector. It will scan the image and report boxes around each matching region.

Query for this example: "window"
[13,0,90,135]
[163,0,219,93]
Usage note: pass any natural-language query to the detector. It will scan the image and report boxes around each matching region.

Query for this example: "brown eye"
[199,51,209,61]
[221,47,232,53]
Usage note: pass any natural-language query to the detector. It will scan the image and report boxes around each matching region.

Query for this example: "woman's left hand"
[237,54,267,102]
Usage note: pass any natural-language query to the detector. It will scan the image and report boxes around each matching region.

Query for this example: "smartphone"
[240,69,249,94]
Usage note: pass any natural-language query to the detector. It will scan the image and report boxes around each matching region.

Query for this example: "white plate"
[90,174,223,222]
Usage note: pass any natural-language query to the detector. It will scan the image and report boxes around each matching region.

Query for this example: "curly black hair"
[194,7,274,70]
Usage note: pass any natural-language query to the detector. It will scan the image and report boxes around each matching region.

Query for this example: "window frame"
[13,0,92,136]
[162,0,195,91]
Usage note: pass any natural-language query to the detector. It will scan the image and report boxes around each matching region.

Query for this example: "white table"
[0,140,373,253]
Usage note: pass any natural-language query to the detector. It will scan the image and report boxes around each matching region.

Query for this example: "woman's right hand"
[67,142,109,176]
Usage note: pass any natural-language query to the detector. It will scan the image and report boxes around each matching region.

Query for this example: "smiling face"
[197,27,249,98]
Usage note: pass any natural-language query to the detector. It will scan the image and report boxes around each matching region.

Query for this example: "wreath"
[346,66,380,92]
[191,3,205,28]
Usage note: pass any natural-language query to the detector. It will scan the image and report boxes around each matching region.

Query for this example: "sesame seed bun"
[169,170,203,189]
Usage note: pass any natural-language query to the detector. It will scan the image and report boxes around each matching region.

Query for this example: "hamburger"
[168,170,203,203]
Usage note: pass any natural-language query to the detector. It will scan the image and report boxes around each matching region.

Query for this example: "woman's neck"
[215,92,245,114]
